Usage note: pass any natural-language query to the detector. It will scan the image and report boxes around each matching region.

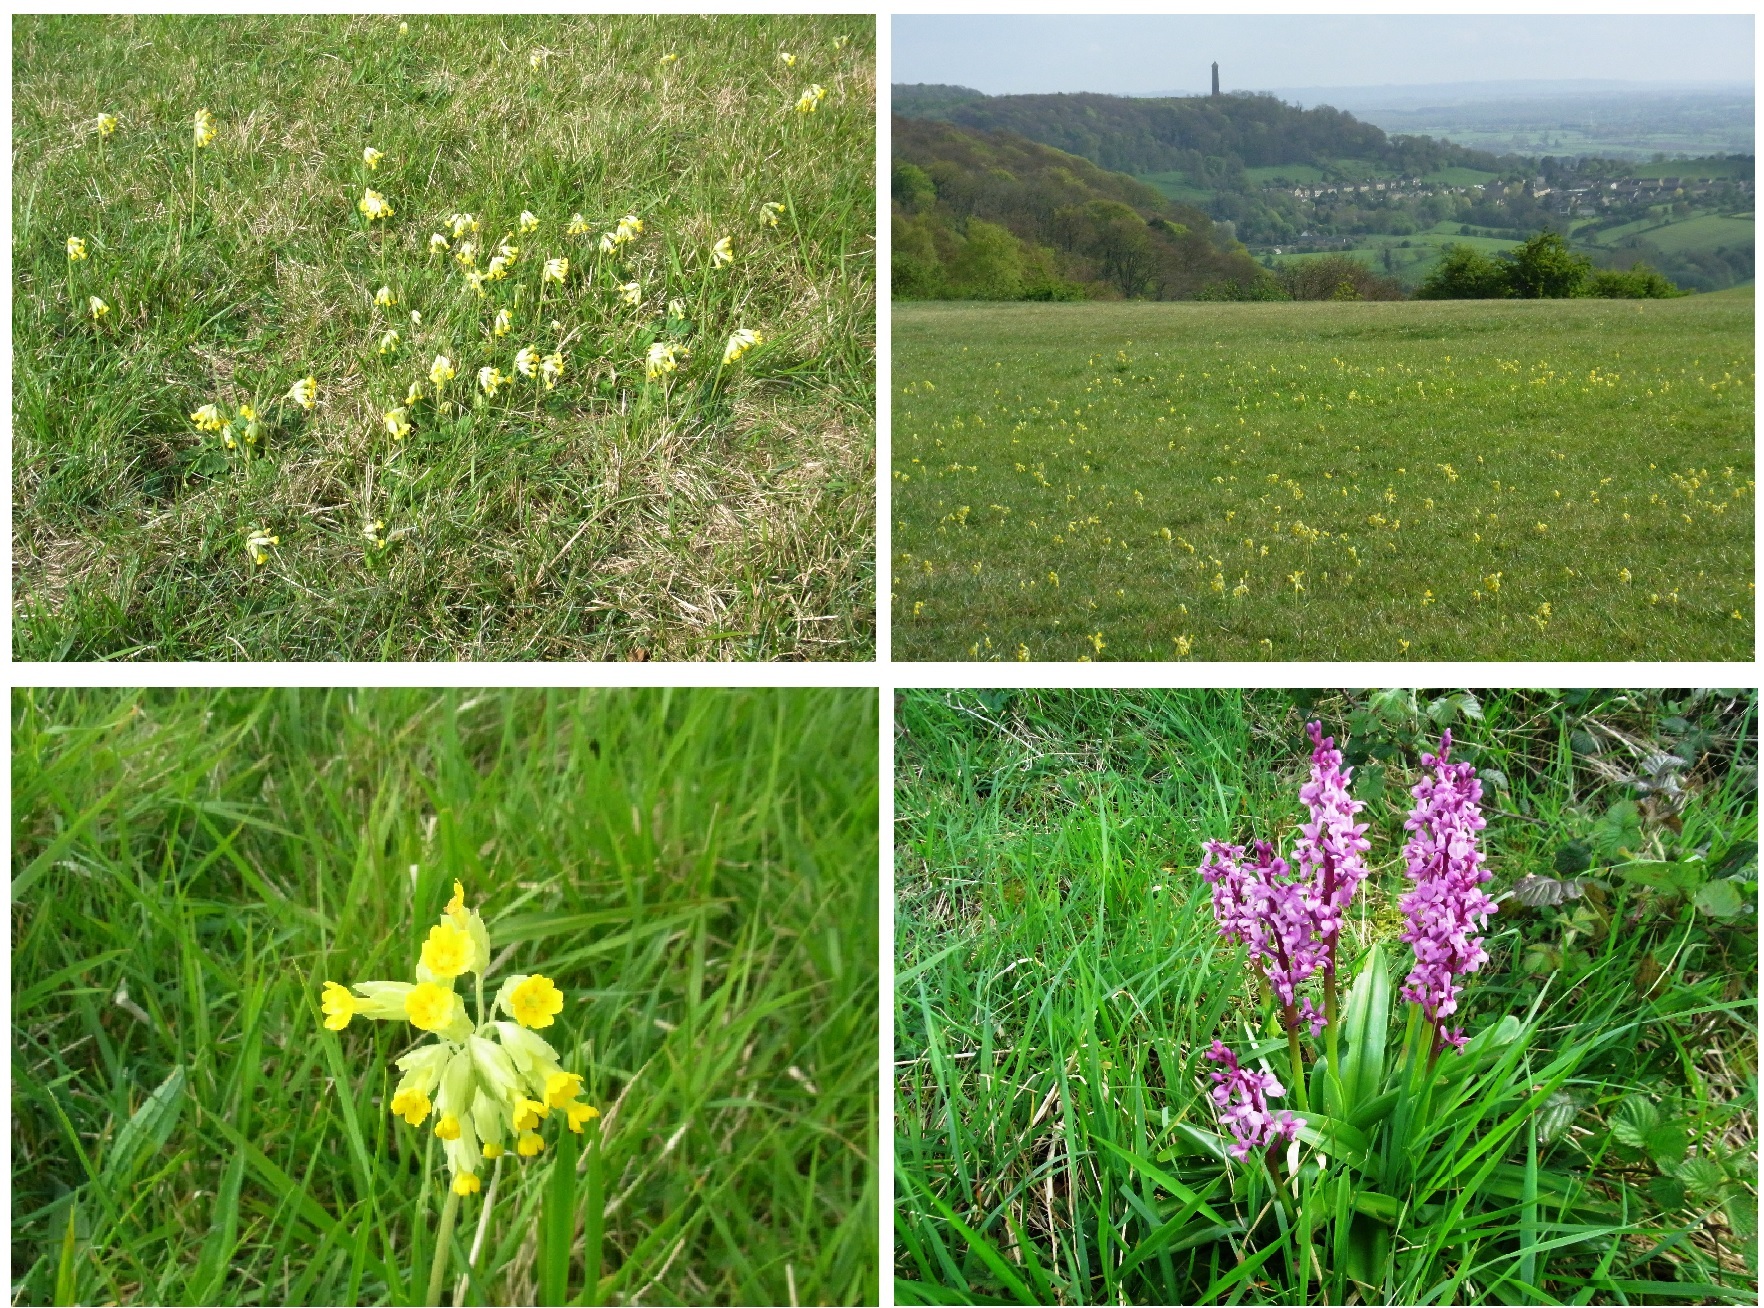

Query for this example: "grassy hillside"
[15,15,876,661]
[892,294,1753,662]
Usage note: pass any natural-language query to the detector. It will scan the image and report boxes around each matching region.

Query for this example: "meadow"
[12,687,879,1304]
[13,15,875,661]
[895,687,1758,1304]
[891,294,1753,661]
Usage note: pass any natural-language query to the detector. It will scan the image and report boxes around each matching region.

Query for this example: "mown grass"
[14,15,876,661]
[13,687,878,1304]
[895,688,1758,1304]
[890,296,1753,661]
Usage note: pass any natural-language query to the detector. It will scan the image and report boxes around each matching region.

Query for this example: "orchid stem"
[1285,1011,1309,1114]
[425,1187,460,1308]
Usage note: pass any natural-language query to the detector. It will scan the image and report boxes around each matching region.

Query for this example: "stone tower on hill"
[1212,62,1219,96]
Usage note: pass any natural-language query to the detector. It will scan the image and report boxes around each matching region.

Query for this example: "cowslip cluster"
[323,881,598,1196]
[1398,730,1494,1052]
[1203,1040,1303,1162]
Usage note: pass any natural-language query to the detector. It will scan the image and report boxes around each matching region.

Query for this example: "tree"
[1414,243,1512,299]
[892,162,937,213]
[1281,254,1403,302]
[1502,230,1592,298]
[947,220,1024,299]
[1588,261,1683,299]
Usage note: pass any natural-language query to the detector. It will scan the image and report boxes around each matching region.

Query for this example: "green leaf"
[1535,1091,1578,1145]
[1676,1155,1725,1197]
[101,1065,187,1185]
[1611,1096,1660,1149]
[1553,840,1593,876]
[1352,1190,1402,1224]
[1617,860,1701,898]
[1646,1121,1688,1167]
[1693,877,1746,918]
[1338,943,1390,1113]
[1591,800,1642,861]
[539,1122,580,1304]
[1649,1175,1688,1211]
[54,1196,78,1308]
[1353,762,1386,803]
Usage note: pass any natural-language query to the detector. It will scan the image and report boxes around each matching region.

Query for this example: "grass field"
[890,295,1753,662]
[13,15,876,661]
[895,687,1758,1304]
[13,687,879,1305]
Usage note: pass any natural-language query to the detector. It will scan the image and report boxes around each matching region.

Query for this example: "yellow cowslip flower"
[760,201,784,228]
[67,235,88,261]
[322,980,359,1030]
[406,380,424,406]
[502,973,564,1028]
[406,981,463,1032]
[399,20,409,34]
[89,296,110,321]
[379,329,400,355]
[429,355,456,387]
[517,1131,545,1157]
[384,407,410,440]
[435,1112,462,1140]
[1619,567,1632,583]
[567,213,590,236]
[493,308,513,337]
[478,365,509,397]
[362,146,384,170]
[795,84,827,114]
[618,280,642,307]
[780,52,796,67]
[410,309,422,326]
[449,213,478,239]
[833,35,850,50]
[485,254,511,281]
[514,346,540,379]
[722,328,762,365]
[453,1171,481,1196]
[666,298,687,320]
[363,519,387,550]
[519,210,540,234]
[542,256,569,283]
[453,240,477,268]
[616,214,643,243]
[465,271,489,297]
[658,52,678,66]
[544,1070,584,1108]
[529,50,544,71]
[711,236,733,268]
[374,285,396,308]
[358,188,394,221]
[429,232,449,254]
[245,529,279,566]
[1173,635,1194,657]
[190,403,225,432]
[564,1101,600,1132]
[646,341,682,381]
[482,1142,505,1160]
[193,108,216,147]
[96,113,118,136]
[598,232,618,254]
[391,1087,431,1125]
[540,353,564,389]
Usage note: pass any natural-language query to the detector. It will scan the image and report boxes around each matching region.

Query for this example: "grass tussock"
[15,15,876,661]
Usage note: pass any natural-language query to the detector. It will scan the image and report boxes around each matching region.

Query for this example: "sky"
[891,15,1755,98]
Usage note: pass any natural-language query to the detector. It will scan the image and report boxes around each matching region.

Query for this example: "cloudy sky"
[892,15,1755,97]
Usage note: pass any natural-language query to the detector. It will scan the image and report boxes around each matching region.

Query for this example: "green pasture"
[12,687,879,1305]
[891,295,1753,662]
[13,15,876,661]
[895,687,1759,1305]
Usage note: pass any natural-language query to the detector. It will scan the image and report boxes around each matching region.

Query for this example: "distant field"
[892,295,1753,662]
[1639,212,1755,254]
[1135,170,1214,205]
[1242,163,1327,185]
[1629,156,1755,180]
[1420,166,1501,186]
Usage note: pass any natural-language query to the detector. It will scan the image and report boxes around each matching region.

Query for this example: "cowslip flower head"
[795,84,827,114]
[405,380,424,406]
[1203,1040,1304,1161]
[567,213,590,236]
[519,210,540,234]
[710,236,733,268]
[645,341,682,381]
[618,280,642,307]
[779,51,796,67]
[540,353,565,389]
[375,285,396,308]
[97,113,118,137]
[760,201,785,228]
[429,355,456,387]
[384,407,411,440]
[485,254,512,281]
[722,328,761,365]
[658,52,678,67]
[514,346,540,379]
[190,403,225,432]
[453,241,477,268]
[363,519,387,550]
[362,146,384,170]
[379,329,400,355]
[429,232,450,254]
[286,375,317,409]
[358,188,394,221]
[1399,730,1494,1053]
[66,235,88,261]
[493,308,513,338]
[324,882,594,1193]
[478,365,509,397]
[449,213,478,239]
[542,256,569,283]
[193,108,216,148]
[245,529,279,566]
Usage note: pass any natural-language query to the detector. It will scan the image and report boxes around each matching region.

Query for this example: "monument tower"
[1211,61,1219,96]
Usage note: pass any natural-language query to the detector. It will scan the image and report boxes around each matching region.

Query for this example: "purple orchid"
[1200,839,1328,1013]
[1398,729,1495,1053]
[1203,1040,1304,1161]
[1292,721,1373,972]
